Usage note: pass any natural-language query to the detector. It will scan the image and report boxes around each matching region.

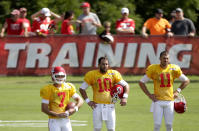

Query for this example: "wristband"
[74,106,78,112]
[176,88,182,93]
[85,98,90,104]
[123,93,128,98]
[65,111,69,117]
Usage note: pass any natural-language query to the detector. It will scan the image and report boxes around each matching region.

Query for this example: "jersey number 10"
[97,78,112,92]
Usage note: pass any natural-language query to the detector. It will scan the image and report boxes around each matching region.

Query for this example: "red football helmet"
[110,84,124,103]
[51,66,66,84]
[174,94,187,113]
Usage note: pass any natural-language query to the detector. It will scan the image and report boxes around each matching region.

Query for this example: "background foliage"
[0,0,199,34]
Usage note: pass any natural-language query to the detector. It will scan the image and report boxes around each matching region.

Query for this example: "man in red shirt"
[0,9,26,37]
[19,7,31,36]
[116,7,135,35]
[31,8,60,36]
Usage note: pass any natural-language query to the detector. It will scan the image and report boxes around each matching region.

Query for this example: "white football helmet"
[174,93,187,113]
[104,35,114,43]
[51,66,66,84]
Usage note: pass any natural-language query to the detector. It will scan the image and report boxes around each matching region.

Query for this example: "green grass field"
[0,75,199,131]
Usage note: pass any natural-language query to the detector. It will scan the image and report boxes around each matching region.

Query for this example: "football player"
[79,56,130,131]
[40,66,83,131]
[139,51,190,131]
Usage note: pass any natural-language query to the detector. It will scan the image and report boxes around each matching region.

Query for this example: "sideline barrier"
[0,35,198,75]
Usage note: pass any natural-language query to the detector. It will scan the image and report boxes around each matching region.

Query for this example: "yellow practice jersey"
[40,83,76,119]
[146,64,182,101]
[84,69,123,104]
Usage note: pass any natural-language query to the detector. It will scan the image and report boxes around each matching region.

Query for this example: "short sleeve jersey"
[21,18,31,34]
[61,19,74,35]
[116,18,135,34]
[84,69,123,104]
[6,18,23,35]
[146,64,182,101]
[144,18,171,35]
[40,83,76,118]
[31,17,53,34]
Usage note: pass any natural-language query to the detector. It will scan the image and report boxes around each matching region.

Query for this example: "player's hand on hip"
[88,101,97,109]
[120,98,127,106]
[149,94,157,102]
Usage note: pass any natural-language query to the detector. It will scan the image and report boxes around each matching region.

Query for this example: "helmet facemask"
[51,66,66,84]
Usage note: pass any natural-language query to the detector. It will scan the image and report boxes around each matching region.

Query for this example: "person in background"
[77,2,102,35]
[116,7,135,35]
[31,8,61,36]
[40,66,84,131]
[168,10,176,25]
[168,8,196,37]
[79,57,130,131]
[142,9,171,37]
[0,9,28,37]
[139,50,190,131]
[61,11,77,35]
[99,21,114,44]
[19,7,31,36]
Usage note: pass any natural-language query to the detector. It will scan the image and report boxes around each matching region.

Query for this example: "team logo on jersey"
[108,73,115,75]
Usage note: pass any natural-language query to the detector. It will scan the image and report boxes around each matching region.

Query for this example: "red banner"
[0,35,198,75]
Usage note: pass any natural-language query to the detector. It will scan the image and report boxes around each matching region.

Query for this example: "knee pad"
[166,124,173,131]
[154,124,161,131]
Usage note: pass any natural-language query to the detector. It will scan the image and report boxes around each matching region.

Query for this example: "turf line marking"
[0,120,87,127]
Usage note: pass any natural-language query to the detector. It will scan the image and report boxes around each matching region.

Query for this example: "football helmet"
[51,66,66,84]
[103,35,114,43]
[174,93,187,113]
[110,84,124,103]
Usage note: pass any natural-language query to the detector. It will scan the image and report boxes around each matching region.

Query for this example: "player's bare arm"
[120,84,130,106]
[139,81,157,102]
[74,95,84,109]
[79,88,97,109]
[174,75,190,98]
[67,94,84,116]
